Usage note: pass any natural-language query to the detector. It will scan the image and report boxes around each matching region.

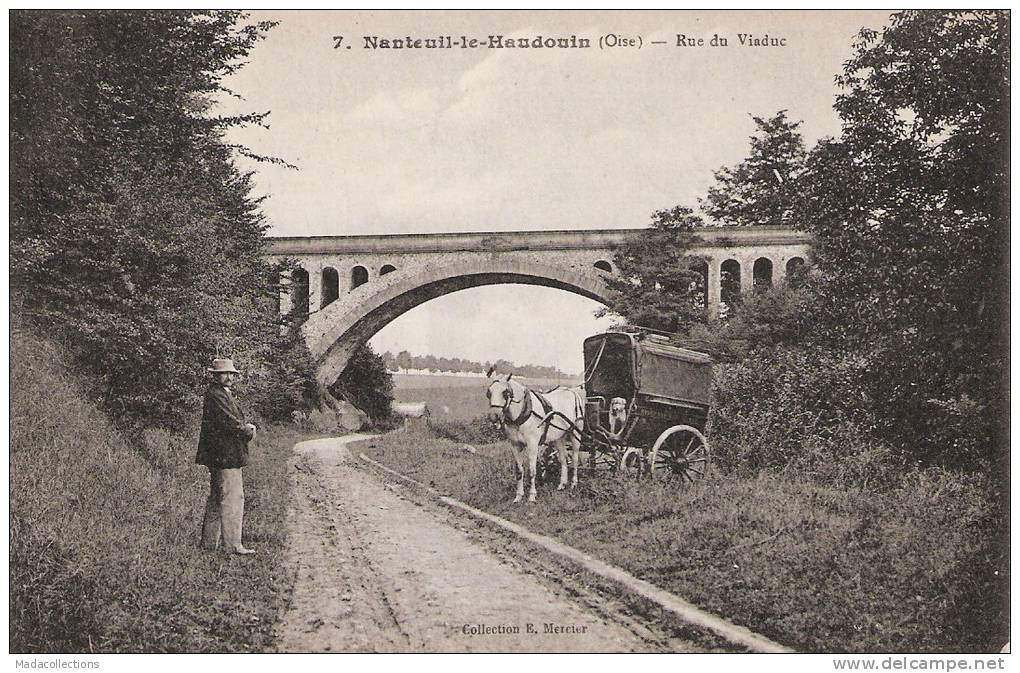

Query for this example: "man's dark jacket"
[196,384,253,469]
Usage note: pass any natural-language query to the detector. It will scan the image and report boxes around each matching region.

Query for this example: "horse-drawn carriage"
[578,329,713,482]
[487,327,713,502]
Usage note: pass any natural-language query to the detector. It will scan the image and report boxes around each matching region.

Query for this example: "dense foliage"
[251,326,320,424]
[798,10,1009,467]
[329,345,396,423]
[599,206,708,333]
[10,11,317,426]
[608,11,1008,473]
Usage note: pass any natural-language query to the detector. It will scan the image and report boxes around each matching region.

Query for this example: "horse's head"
[485,367,517,424]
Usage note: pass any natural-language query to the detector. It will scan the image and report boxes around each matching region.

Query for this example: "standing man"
[196,358,257,555]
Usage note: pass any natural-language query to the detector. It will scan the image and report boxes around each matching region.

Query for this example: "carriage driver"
[195,358,257,555]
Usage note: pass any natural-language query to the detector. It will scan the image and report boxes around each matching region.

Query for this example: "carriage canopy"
[583,331,713,410]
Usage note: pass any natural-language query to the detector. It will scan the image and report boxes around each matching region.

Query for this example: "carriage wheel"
[618,446,643,478]
[591,446,622,473]
[649,425,710,484]
[585,433,622,474]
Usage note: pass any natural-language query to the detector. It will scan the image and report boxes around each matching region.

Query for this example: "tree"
[328,345,394,423]
[9,11,316,426]
[797,10,1008,466]
[701,110,807,227]
[248,325,319,423]
[599,206,708,333]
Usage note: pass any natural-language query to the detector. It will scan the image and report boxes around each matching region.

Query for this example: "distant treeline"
[380,350,572,380]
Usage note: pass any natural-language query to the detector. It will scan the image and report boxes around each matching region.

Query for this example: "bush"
[328,345,394,424]
[290,409,341,434]
[249,328,319,424]
[710,344,881,477]
[429,415,505,445]
[686,282,815,359]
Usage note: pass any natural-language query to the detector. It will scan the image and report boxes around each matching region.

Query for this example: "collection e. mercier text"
[462,622,588,636]
[333,32,787,51]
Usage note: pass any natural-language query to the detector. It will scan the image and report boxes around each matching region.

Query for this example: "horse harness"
[491,382,583,444]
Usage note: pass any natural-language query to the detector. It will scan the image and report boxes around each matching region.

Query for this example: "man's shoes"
[231,546,256,555]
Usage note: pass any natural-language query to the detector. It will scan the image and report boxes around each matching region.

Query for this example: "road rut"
[273,436,663,653]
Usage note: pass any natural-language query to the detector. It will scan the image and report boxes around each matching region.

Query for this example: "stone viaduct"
[265,227,812,384]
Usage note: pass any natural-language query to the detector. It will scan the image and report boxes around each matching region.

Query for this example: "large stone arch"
[305,259,611,385]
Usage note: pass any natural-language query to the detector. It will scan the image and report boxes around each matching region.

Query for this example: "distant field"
[393,383,488,420]
[392,374,490,390]
[392,374,580,420]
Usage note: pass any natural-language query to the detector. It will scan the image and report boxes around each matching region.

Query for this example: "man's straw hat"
[207,358,240,374]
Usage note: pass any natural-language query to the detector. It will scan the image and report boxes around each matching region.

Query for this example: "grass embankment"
[361,430,1007,653]
[10,326,305,652]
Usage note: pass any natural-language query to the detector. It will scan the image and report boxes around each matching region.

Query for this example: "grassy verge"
[10,326,313,652]
[359,430,1008,653]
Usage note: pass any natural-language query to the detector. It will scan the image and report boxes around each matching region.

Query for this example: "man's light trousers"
[201,467,244,551]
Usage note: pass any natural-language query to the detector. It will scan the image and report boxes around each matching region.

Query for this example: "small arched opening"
[594,260,613,273]
[380,264,397,276]
[786,257,806,288]
[351,265,369,289]
[321,267,340,308]
[753,257,774,291]
[720,259,741,309]
[291,267,310,321]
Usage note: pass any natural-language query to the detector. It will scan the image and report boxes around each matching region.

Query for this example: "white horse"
[486,370,584,503]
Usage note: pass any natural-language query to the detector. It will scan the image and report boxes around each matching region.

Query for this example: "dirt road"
[273,436,680,653]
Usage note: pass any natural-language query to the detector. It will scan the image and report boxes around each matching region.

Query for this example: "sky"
[220,10,893,375]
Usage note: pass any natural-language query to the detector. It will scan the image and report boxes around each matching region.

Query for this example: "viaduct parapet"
[265,226,812,384]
